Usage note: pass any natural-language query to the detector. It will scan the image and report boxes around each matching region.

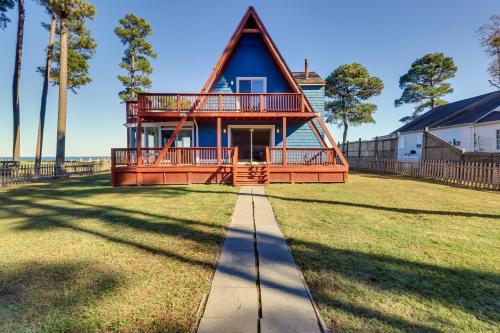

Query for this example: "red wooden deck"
[111,147,348,186]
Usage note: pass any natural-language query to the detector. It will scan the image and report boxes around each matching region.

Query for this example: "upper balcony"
[126,93,317,122]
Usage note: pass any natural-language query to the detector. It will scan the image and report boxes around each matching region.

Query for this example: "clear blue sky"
[0,0,499,157]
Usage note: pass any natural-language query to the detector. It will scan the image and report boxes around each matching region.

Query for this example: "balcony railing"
[126,101,138,122]
[137,93,304,113]
[112,147,236,167]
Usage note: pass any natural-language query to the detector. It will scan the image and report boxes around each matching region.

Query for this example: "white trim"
[236,77,267,93]
[227,124,275,148]
[399,118,500,135]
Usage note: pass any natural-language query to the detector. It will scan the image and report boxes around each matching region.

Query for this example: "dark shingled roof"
[292,71,326,85]
[393,91,500,133]
[478,111,500,123]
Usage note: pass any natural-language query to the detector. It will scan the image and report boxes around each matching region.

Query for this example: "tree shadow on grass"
[0,261,122,332]
[0,196,224,269]
[140,184,499,220]
[287,238,500,331]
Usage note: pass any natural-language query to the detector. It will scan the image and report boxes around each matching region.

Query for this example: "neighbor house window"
[445,130,461,147]
[398,136,405,149]
[497,129,500,150]
[416,134,422,148]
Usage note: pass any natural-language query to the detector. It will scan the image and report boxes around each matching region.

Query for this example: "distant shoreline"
[0,156,111,162]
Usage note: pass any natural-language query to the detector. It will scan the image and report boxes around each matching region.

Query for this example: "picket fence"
[348,159,500,190]
[0,161,111,187]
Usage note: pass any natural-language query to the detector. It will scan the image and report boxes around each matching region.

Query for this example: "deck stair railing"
[269,148,338,165]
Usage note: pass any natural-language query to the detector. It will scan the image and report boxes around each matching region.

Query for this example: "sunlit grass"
[0,175,238,333]
[266,173,500,332]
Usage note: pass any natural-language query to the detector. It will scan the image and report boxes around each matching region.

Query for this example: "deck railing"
[126,101,138,122]
[137,93,304,113]
[112,147,236,167]
[269,148,338,165]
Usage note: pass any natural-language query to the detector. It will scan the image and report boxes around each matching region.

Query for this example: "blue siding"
[213,34,290,93]
[301,85,326,142]
[196,120,321,148]
[276,121,322,148]
[301,85,325,115]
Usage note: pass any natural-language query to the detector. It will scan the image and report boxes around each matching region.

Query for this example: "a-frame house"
[112,6,348,186]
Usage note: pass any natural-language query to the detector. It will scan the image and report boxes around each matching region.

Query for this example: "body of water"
[0,156,110,162]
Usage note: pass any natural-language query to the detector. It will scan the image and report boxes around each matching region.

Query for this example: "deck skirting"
[111,165,348,186]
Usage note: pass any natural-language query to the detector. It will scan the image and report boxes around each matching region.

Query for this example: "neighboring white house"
[393,91,500,160]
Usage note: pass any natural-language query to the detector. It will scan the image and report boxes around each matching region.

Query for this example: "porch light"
[276,127,280,133]
[223,128,227,134]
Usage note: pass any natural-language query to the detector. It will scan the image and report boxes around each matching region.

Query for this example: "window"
[236,77,267,93]
[444,130,461,147]
[398,136,405,149]
[416,134,422,148]
[161,127,193,147]
[145,127,159,148]
[497,129,500,150]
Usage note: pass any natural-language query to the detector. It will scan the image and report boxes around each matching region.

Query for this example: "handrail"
[265,147,271,184]
[233,147,239,185]
[111,147,235,167]
[137,93,303,113]
[269,148,341,166]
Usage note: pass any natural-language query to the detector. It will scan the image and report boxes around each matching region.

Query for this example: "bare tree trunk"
[55,16,68,165]
[130,52,136,100]
[12,0,24,162]
[430,97,436,109]
[342,120,349,148]
[35,14,56,169]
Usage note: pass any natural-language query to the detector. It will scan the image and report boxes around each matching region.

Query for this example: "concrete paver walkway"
[198,186,322,333]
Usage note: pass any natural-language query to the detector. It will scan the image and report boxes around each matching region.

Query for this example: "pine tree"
[12,0,24,162]
[325,63,384,147]
[395,53,457,122]
[47,0,95,165]
[35,4,56,168]
[115,13,156,102]
[0,0,14,29]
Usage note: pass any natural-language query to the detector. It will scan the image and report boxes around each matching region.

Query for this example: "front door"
[230,128,271,163]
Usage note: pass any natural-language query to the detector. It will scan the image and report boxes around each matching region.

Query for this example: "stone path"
[198,186,322,333]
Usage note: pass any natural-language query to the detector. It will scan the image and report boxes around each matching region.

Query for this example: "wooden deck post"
[282,116,287,165]
[358,138,362,158]
[217,117,222,165]
[137,116,143,167]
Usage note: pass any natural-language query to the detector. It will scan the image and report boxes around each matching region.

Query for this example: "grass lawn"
[266,173,500,332]
[0,174,238,333]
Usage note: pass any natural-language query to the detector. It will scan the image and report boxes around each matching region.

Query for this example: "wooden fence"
[348,159,500,190]
[340,137,397,159]
[0,161,111,187]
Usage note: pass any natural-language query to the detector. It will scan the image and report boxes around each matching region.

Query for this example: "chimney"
[304,58,309,80]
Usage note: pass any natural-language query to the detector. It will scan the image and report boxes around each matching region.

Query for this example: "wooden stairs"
[233,164,269,186]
